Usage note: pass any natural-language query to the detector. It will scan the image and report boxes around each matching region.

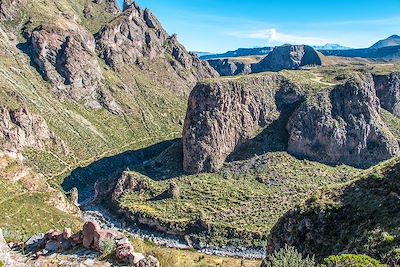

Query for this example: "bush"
[322,254,385,267]
[261,245,316,267]
[0,260,4,267]
[100,239,116,261]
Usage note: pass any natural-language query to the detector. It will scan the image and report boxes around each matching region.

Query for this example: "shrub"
[322,254,385,267]
[100,239,117,261]
[0,260,4,267]
[261,245,316,267]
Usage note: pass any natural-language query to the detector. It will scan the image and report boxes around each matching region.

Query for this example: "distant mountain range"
[370,35,400,49]
[312,44,352,50]
[198,35,400,61]
[320,35,400,60]
[198,47,273,60]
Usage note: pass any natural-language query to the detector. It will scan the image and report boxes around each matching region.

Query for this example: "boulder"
[69,187,79,206]
[182,75,279,174]
[82,221,100,249]
[252,44,322,73]
[287,73,399,167]
[134,255,160,267]
[116,238,134,262]
[373,72,400,116]
[92,228,122,251]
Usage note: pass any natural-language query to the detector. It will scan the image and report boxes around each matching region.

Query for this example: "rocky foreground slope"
[0,0,217,251]
[183,71,400,174]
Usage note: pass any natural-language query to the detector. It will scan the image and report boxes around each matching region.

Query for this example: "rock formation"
[0,106,52,153]
[95,4,217,95]
[182,75,280,174]
[373,72,400,116]
[0,0,23,21]
[27,20,120,113]
[252,44,322,73]
[207,59,252,76]
[112,172,149,201]
[22,221,160,266]
[287,73,399,168]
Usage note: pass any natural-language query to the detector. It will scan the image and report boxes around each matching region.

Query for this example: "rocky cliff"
[252,45,322,73]
[207,59,252,76]
[0,0,24,20]
[26,19,122,112]
[182,75,281,174]
[183,72,400,173]
[287,73,399,168]
[96,3,217,95]
[0,106,53,154]
[374,72,400,117]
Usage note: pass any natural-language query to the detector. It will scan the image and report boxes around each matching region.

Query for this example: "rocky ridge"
[26,19,122,112]
[207,59,252,76]
[95,3,217,96]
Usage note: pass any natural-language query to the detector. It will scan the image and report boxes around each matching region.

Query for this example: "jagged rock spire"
[123,0,134,11]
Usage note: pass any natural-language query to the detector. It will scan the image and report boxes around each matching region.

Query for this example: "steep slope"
[371,35,400,49]
[252,45,322,73]
[0,0,216,240]
[268,157,400,266]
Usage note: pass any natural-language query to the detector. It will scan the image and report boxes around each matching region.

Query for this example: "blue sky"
[118,0,400,53]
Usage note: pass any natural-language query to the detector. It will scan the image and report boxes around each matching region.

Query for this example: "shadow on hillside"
[227,106,296,162]
[267,163,400,262]
[61,139,179,202]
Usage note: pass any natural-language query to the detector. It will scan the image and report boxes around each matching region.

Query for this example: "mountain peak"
[370,34,400,49]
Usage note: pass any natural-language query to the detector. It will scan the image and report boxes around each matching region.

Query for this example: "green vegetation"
[100,239,117,261]
[130,237,261,267]
[0,156,82,242]
[120,151,357,247]
[268,157,400,265]
[261,245,316,267]
[0,260,4,267]
[322,254,385,267]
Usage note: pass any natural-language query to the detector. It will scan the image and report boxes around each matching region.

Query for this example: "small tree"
[261,245,316,267]
[322,254,385,267]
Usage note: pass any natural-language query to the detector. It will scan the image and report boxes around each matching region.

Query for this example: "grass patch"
[130,237,261,267]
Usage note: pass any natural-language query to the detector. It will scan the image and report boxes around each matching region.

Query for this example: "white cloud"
[226,28,331,46]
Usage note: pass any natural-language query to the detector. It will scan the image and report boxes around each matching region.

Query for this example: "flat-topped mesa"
[252,44,322,73]
[95,4,217,95]
[182,75,281,174]
[287,73,400,168]
[373,72,400,117]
